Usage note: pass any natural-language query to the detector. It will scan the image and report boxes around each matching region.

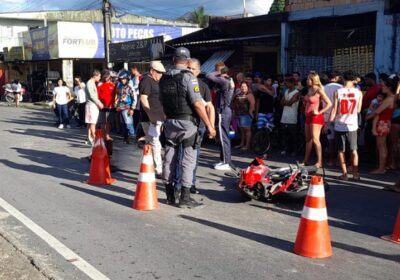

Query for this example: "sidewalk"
[0,101,51,110]
[0,234,46,280]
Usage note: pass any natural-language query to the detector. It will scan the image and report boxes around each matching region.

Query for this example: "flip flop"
[337,174,349,181]
[352,173,361,181]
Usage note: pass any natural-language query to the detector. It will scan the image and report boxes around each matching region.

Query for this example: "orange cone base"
[84,178,116,185]
[294,219,333,258]
[133,182,158,211]
[380,235,400,245]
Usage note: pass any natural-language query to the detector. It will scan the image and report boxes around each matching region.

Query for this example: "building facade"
[281,0,400,76]
[0,10,199,92]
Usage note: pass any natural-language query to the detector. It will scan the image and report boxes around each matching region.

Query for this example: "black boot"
[190,185,199,194]
[178,187,203,209]
[165,184,176,205]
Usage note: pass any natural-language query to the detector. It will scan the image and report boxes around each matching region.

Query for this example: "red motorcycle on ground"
[236,157,323,201]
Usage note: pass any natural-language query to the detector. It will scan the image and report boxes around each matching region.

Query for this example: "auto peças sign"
[109,36,164,62]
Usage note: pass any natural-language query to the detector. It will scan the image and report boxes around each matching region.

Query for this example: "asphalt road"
[0,105,399,280]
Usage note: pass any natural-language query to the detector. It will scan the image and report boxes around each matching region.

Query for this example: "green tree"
[192,6,209,28]
[269,0,285,13]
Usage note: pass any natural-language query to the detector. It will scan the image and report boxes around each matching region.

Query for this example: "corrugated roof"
[200,50,235,73]
[172,34,280,47]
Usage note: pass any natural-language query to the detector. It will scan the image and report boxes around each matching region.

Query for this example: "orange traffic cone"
[381,208,400,244]
[132,144,158,211]
[294,176,332,258]
[85,129,115,185]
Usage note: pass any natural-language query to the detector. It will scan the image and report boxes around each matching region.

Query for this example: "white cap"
[150,60,166,73]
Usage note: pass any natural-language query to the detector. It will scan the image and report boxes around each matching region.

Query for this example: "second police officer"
[160,47,216,208]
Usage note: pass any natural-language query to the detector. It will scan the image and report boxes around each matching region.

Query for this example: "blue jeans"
[119,110,135,137]
[57,104,69,125]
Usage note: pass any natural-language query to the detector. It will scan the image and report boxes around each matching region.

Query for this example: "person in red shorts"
[97,69,116,141]
[302,71,332,168]
[366,76,398,174]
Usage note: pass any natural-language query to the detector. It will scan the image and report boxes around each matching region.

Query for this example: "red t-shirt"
[362,84,381,110]
[97,81,116,108]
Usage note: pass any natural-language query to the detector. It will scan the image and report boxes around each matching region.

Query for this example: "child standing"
[367,93,384,136]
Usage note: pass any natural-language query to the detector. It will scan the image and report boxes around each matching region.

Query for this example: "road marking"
[0,197,110,280]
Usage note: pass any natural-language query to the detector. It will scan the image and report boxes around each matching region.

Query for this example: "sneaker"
[214,163,232,171]
[58,124,64,129]
[66,124,71,129]
[213,162,224,168]
[85,138,94,146]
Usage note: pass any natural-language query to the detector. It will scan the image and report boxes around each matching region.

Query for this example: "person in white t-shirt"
[329,70,362,181]
[73,76,86,127]
[280,76,299,156]
[323,71,343,166]
[53,78,72,129]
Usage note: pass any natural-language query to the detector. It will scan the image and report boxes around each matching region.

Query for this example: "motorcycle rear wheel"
[252,130,271,155]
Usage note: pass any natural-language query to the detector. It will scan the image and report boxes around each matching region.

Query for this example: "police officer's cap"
[174,47,191,60]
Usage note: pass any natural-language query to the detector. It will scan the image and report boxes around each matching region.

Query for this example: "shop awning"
[200,50,235,73]
[172,34,279,47]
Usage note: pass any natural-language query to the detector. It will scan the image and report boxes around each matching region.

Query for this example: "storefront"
[1,20,199,99]
[167,14,282,77]
[282,0,400,76]
[286,13,376,77]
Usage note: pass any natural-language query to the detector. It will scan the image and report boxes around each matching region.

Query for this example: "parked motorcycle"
[236,157,325,201]
[2,82,24,104]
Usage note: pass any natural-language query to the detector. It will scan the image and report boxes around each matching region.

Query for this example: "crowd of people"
[230,69,400,188]
[48,46,400,199]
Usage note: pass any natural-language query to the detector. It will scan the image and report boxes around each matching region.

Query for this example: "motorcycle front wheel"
[5,93,15,103]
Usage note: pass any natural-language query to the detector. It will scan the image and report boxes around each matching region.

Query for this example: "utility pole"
[243,0,247,18]
[102,0,112,68]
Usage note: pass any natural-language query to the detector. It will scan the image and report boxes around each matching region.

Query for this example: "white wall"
[0,25,29,49]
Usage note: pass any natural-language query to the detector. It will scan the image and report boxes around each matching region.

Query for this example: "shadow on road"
[0,154,86,182]
[60,182,171,207]
[7,128,86,144]
[180,214,400,263]
[246,182,398,239]
[331,241,400,263]
[179,214,293,252]
[60,183,133,208]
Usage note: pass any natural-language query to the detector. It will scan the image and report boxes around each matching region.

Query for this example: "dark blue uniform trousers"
[218,108,232,164]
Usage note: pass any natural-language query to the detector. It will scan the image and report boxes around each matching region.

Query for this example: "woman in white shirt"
[53,78,71,129]
[73,76,86,127]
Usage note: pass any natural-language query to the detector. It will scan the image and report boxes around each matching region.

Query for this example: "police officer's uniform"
[160,55,203,208]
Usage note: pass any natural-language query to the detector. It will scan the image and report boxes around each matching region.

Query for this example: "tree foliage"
[269,0,285,13]
[192,6,209,28]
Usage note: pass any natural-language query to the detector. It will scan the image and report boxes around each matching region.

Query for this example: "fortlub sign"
[109,36,164,62]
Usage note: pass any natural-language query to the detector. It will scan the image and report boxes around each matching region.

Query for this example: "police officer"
[160,47,216,208]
